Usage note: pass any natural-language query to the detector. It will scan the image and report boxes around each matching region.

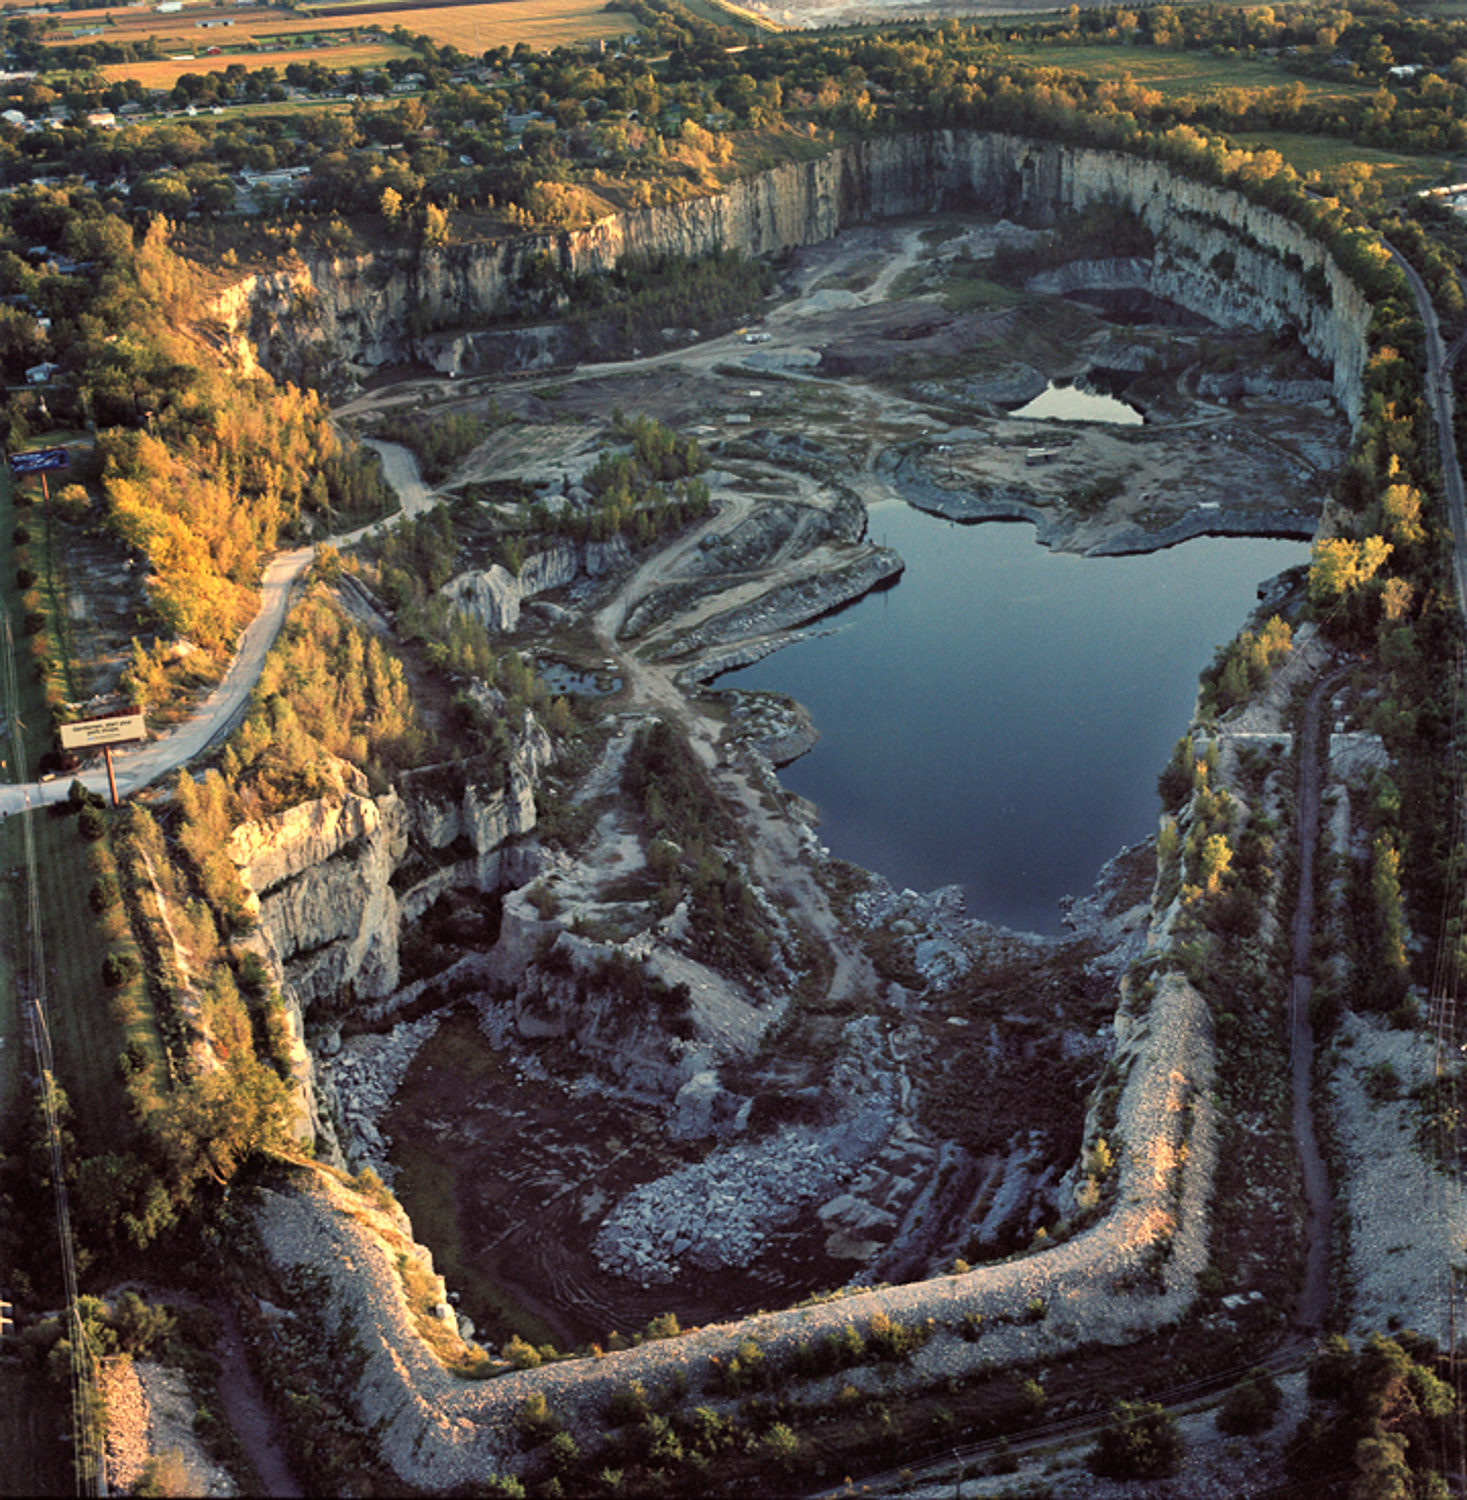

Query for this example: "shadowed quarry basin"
[718,504,1308,934]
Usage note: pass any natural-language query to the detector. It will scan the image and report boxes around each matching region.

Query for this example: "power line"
[2,612,106,1496]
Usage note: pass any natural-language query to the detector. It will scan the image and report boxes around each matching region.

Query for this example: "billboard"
[59,713,147,751]
[8,447,69,475]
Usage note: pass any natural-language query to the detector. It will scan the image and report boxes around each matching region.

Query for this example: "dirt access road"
[0,439,435,815]
[592,514,885,1013]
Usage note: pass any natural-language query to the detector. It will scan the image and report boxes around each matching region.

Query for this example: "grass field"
[0,462,159,1152]
[980,39,1373,106]
[1227,130,1454,196]
[0,1364,69,1497]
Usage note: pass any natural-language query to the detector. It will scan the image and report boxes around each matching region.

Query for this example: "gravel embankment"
[100,1358,238,1497]
[1330,1012,1467,1343]
[254,968,1217,1490]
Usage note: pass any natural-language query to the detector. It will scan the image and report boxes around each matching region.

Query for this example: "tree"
[422,202,450,246]
[153,1054,293,1201]
[1199,832,1233,897]
[1308,534,1392,610]
[1088,1400,1183,1480]
[1218,1368,1282,1435]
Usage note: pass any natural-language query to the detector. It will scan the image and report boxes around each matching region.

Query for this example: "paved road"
[0,439,437,813]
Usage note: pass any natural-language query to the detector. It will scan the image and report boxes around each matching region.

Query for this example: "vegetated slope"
[1,4,1466,1492]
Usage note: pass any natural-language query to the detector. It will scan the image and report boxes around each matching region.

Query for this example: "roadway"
[0,438,434,814]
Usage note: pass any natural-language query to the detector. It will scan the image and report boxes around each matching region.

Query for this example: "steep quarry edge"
[225,133,1370,1482]
[252,969,1214,1489]
[214,130,1371,426]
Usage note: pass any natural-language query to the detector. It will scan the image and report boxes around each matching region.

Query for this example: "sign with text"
[59,713,146,751]
[8,447,69,475]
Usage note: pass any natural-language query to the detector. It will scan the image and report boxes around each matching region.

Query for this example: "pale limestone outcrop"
[214,131,1373,423]
[254,967,1217,1491]
[443,538,628,633]
[230,722,552,1013]
[232,787,407,1007]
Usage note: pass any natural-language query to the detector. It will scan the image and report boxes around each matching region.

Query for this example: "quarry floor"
[323,213,1361,1353]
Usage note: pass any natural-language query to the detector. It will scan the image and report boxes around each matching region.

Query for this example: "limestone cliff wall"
[444,536,629,633]
[215,131,1371,420]
[253,967,1217,1490]
[231,722,550,1015]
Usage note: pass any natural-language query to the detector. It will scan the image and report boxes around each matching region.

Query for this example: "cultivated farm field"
[61,0,638,81]
[102,44,412,91]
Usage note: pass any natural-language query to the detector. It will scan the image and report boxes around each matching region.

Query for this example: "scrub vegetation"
[1,0,1467,1494]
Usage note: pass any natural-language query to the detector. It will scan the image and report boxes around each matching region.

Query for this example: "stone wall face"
[230,720,552,1017]
[214,132,1369,418]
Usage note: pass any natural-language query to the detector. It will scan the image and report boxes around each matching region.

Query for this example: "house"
[26,362,59,385]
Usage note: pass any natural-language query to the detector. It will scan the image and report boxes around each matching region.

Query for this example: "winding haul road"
[0,439,434,814]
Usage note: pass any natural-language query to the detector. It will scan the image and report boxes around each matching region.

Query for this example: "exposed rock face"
[444,537,628,633]
[252,965,1220,1492]
[216,132,1372,422]
[231,724,551,1013]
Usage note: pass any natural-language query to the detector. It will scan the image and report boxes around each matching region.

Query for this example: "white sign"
[59,713,147,750]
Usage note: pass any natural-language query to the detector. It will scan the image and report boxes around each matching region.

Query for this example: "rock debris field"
[255,968,1218,1490]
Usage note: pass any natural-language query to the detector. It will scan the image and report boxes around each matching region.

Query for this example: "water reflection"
[719,507,1306,935]
[1010,380,1143,426]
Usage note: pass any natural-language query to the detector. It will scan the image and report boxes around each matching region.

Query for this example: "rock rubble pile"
[318,1012,443,1169]
[593,1127,852,1284]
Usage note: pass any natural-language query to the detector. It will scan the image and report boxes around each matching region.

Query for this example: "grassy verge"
[12,807,134,1151]
[0,1362,69,1496]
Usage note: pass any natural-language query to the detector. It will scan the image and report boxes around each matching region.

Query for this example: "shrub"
[1364,1060,1401,1103]
[133,1451,190,1497]
[545,1429,580,1474]
[762,1421,800,1471]
[606,1382,652,1426]
[1217,1369,1282,1435]
[504,1334,541,1370]
[514,1391,561,1443]
[1088,1400,1183,1480]
[102,951,139,987]
[88,875,120,912]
